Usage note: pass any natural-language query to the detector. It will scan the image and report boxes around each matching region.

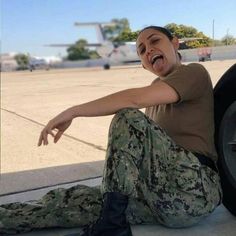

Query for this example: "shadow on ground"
[0,160,104,196]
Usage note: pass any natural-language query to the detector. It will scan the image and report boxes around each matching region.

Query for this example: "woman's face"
[136,28,180,77]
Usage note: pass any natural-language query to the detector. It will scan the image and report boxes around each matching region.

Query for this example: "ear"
[172,36,179,51]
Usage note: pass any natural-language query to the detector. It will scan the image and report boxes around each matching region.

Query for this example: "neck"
[159,61,182,79]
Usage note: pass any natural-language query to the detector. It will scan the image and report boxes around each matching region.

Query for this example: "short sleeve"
[162,63,210,102]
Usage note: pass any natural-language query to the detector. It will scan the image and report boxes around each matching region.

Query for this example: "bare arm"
[70,80,179,117]
[38,81,178,145]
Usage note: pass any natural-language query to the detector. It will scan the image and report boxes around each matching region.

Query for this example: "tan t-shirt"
[145,63,217,161]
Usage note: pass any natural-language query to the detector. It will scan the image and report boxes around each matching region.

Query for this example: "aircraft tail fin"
[74,22,115,44]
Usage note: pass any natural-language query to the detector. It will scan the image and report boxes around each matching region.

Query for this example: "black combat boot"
[80,192,132,236]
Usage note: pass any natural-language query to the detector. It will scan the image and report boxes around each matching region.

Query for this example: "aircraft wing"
[84,43,103,47]
[45,43,103,47]
[45,44,73,47]
[74,22,116,27]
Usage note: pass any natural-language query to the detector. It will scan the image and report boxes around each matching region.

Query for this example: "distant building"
[0,53,18,71]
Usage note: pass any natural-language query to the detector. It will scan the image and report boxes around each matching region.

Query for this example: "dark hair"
[138,26,174,41]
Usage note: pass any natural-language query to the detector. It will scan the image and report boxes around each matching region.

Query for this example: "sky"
[1,0,236,57]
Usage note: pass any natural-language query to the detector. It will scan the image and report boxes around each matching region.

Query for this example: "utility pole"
[226,28,229,46]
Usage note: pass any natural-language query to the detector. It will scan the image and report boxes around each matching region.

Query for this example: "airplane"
[28,55,62,71]
[47,22,202,70]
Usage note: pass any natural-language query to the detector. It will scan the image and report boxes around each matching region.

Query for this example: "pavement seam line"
[0,176,102,197]
[1,108,106,151]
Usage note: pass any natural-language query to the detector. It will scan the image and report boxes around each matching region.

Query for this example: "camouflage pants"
[0,108,222,234]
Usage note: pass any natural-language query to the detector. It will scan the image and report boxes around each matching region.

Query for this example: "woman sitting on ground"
[0,26,222,236]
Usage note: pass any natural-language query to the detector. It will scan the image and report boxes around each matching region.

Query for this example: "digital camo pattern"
[0,186,102,234]
[0,108,222,234]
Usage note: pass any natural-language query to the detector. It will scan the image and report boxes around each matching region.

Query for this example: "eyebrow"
[137,33,156,49]
[147,33,155,40]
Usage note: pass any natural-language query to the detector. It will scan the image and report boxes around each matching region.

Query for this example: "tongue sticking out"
[152,57,164,71]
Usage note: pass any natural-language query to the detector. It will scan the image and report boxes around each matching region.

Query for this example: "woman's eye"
[151,39,160,44]
[139,48,145,54]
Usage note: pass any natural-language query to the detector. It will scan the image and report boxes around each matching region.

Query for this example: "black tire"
[218,101,236,215]
[103,64,110,70]
[214,63,236,216]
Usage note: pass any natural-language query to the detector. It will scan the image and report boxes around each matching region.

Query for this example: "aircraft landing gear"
[103,64,110,70]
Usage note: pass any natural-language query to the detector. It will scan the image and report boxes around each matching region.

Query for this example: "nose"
[146,46,154,55]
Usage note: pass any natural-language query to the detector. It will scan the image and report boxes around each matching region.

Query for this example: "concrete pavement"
[1,60,236,235]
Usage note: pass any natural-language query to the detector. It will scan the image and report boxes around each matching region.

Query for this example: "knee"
[113,108,143,123]
[109,108,148,136]
[109,108,137,130]
[116,107,139,116]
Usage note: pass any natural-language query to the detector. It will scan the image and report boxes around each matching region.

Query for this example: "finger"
[38,123,54,146]
[54,130,63,143]
[42,128,49,145]
[43,134,47,145]
[38,132,43,146]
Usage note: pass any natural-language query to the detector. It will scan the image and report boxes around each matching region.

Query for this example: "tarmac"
[1,60,236,235]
